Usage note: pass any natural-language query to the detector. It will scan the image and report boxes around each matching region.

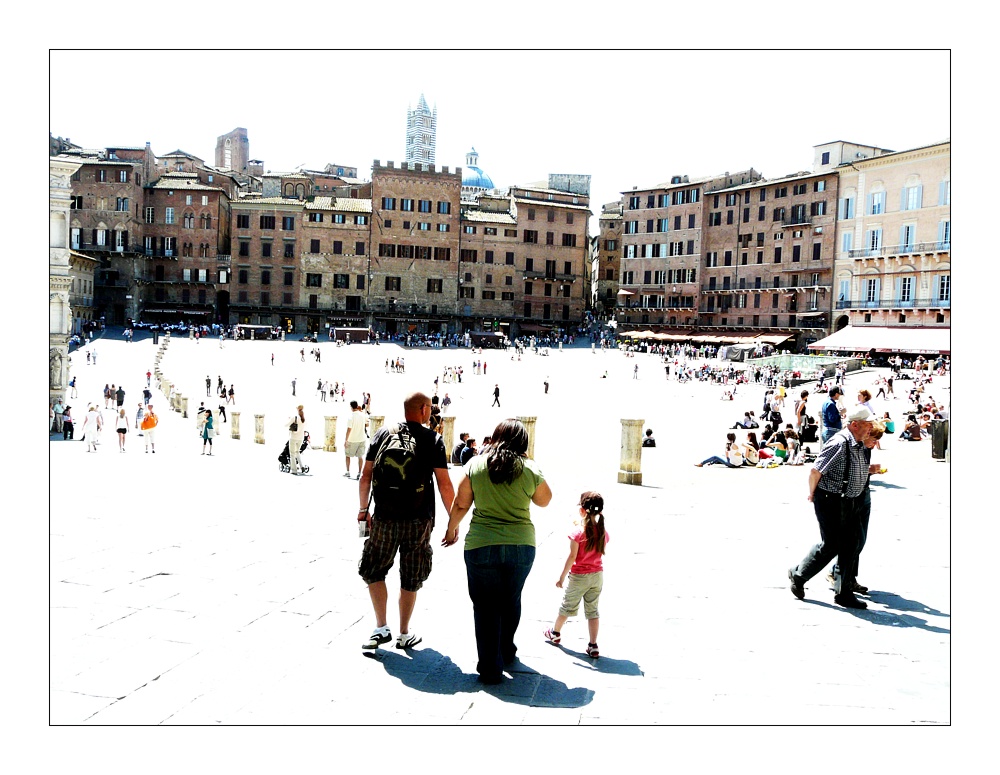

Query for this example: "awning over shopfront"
[807,326,950,354]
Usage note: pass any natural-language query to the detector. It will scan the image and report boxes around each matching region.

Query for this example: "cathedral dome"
[462,147,494,191]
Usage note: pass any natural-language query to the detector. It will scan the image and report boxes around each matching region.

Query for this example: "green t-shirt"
[463,455,545,550]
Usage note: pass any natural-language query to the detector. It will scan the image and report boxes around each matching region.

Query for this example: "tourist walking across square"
[788,406,877,610]
[357,392,455,651]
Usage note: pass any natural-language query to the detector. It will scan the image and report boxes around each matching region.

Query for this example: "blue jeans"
[699,455,738,467]
[821,427,840,447]
[464,544,535,680]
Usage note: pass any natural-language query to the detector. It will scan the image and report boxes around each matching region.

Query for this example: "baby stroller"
[278,431,310,473]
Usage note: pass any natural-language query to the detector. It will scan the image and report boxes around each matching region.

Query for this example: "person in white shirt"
[344,400,369,479]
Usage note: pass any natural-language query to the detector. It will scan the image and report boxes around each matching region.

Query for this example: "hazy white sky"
[49,49,949,230]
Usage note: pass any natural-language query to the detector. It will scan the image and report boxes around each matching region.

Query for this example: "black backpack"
[372,423,428,514]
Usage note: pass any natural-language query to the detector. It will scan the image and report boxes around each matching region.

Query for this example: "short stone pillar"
[559,342,563,351]
[189,328,194,340]
[254,414,265,445]
[369,415,385,437]
[231,411,240,439]
[517,416,537,459]
[441,415,455,462]
[280,331,285,341]
[618,418,644,485]
[324,416,338,452]
[180,395,189,418]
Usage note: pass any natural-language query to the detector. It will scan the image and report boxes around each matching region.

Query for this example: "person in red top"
[543,491,609,658]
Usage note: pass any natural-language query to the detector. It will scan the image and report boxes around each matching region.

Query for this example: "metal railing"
[849,241,950,259]
[835,297,951,310]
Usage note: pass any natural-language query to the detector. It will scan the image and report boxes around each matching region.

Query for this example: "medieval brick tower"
[215,127,250,174]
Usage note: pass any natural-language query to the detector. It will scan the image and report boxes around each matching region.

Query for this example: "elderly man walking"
[788,406,878,610]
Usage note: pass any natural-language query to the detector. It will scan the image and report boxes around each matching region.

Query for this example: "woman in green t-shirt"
[443,418,552,684]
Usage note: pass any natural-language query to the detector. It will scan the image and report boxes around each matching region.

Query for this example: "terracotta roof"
[462,210,516,224]
[148,177,225,193]
[512,197,591,212]
[328,197,372,213]
[73,159,139,167]
[231,196,306,207]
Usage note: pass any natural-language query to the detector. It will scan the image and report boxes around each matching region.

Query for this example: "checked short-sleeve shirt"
[813,428,869,498]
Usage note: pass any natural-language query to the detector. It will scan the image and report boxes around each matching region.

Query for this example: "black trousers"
[792,488,863,596]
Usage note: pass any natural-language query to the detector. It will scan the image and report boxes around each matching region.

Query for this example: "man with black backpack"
[357,392,456,651]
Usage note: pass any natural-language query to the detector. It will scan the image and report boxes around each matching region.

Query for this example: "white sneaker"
[395,631,422,649]
[363,626,392,650]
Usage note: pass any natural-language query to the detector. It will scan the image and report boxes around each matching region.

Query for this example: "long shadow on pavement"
[870,480,908,490]
[547,644,643,677]
[363,647,594,707]
[805,598,950,634]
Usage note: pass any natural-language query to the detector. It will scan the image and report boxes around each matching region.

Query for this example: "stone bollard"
[181,395,189,418]
[231,411,240,440]
[324,416,338,452]
[617,418,644,485]
[441,415,455,463]
[369,415,385,437]
[189,328,194,340]
[517,416,537,459]
[254,414,265,445]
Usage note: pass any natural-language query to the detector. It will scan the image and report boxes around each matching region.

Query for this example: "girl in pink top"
[544,491,609,658]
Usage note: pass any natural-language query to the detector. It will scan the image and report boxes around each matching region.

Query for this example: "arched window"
[183,212,195,229]
[204,214,211,229]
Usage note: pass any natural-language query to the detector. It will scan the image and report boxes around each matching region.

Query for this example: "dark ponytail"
[580,491,607,555]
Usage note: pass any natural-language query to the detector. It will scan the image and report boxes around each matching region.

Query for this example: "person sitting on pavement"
[695,433,745,468]
[900,414,922,441]
[731,411,759,429]
[459,437,478,465]
[642,429,656,447]
[452,432,469,465]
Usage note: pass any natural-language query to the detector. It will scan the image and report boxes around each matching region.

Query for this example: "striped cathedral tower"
[405,94,437,165]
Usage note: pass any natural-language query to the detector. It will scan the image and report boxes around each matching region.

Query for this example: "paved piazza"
[42,330,957,738]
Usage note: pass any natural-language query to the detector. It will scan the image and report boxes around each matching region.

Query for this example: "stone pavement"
[47,330,951,726]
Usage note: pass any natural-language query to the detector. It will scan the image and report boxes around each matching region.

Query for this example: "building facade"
[369,160,461,335]
[142,172,231,325]
[700,169,840,349]
[830,140,950,332]
[65,151,149,325]
[617,171,762,330]
[593,202,622,317]
[50,155,84,403]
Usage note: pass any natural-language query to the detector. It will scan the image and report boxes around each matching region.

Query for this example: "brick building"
[593,202,623,318]
[617,171,761,330]
[700,169,840,349]
[142,172,231,325]
[65,149,149,325]
[506,184,591,334]
[300,196,373,332]
[368,160,462,336]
